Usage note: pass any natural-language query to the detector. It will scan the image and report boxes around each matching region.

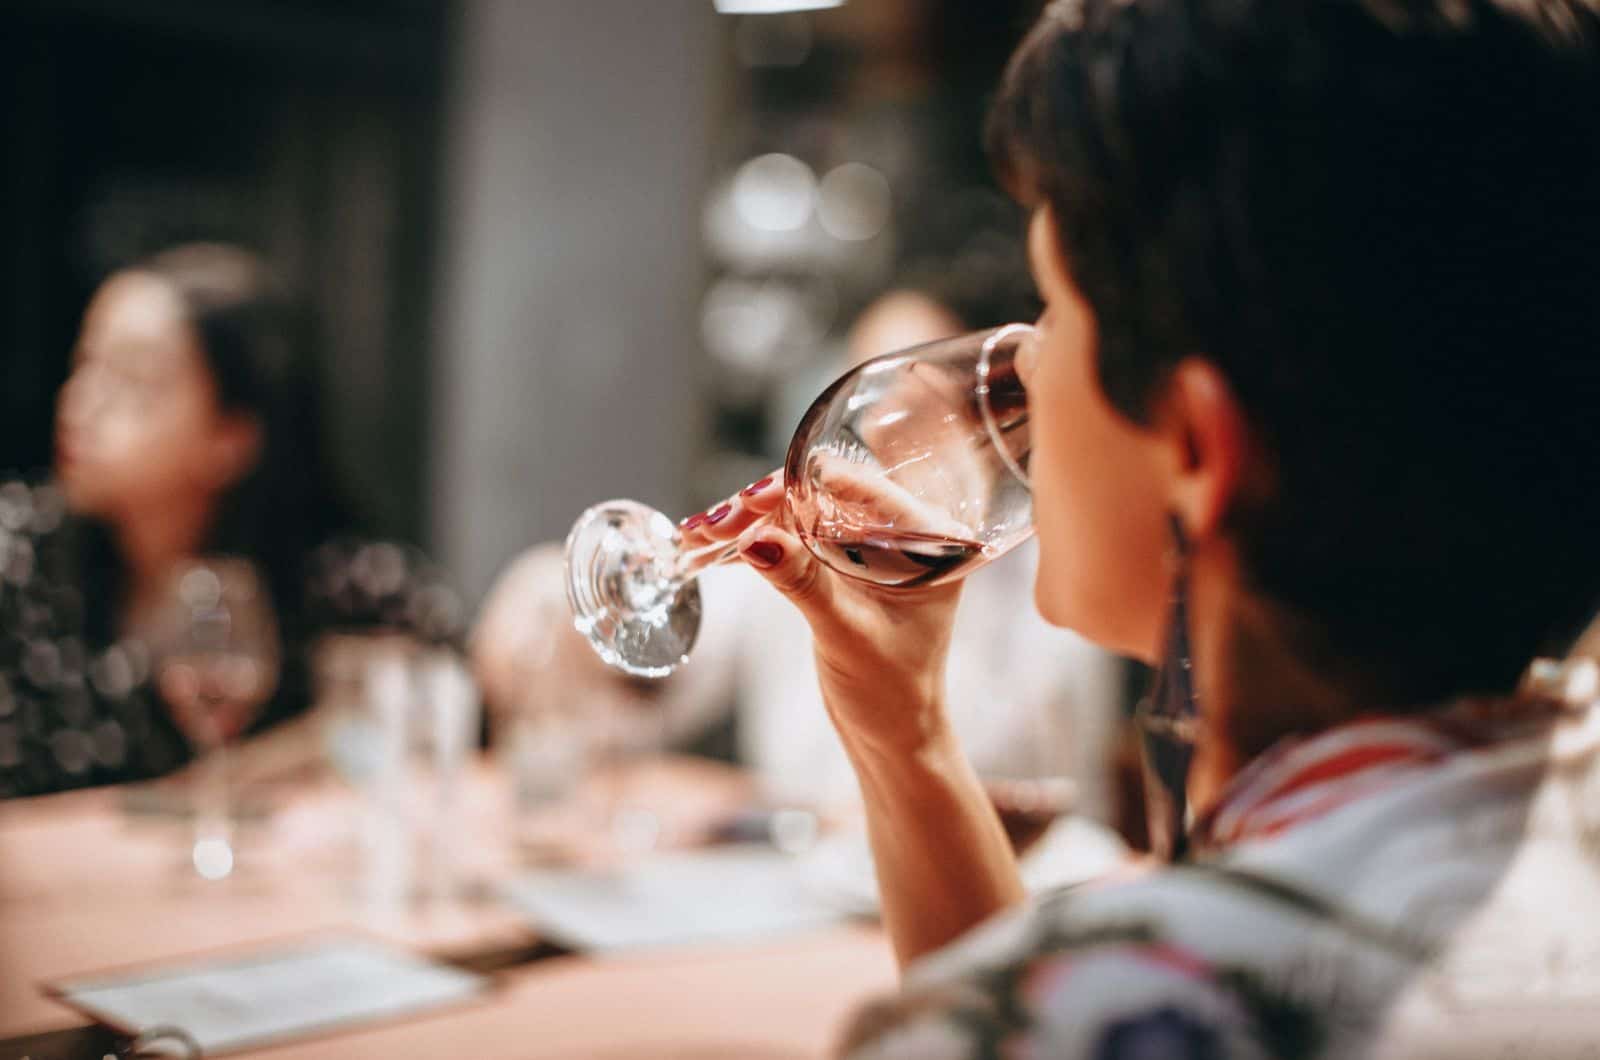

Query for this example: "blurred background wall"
[431,0,718,602]
[0,0,1043,605]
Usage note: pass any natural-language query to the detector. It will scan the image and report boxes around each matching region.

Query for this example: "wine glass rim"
[976,322,1035,491]
[780,321,1037,480]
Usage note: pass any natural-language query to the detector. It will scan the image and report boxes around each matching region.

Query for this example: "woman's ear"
[1159,358,1248,540]
[202,413,263,489]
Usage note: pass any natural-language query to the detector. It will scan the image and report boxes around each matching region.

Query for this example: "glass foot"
[564,500,702,678]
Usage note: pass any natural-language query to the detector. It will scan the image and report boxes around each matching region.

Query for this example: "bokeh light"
[731,154,817,233]
[817,163,892,242]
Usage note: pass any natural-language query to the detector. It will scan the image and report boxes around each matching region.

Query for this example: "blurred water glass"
[585,700,669,859]
[315,631,416,788]
[491,579,675,865]
[498,594,596,863]
[313,633,479,912]
[412,650,480,903]
[507,714,586,813]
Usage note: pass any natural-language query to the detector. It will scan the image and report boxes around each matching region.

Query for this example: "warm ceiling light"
[714,0,844,13]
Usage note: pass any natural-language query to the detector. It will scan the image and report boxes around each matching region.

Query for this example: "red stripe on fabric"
[1243,786,1384,842]
[1193,709,1555,850]
[1199,730,1451,846]
[1137,944,1211,978]
[1254,743,1441,808]
[1229,765,1419,843]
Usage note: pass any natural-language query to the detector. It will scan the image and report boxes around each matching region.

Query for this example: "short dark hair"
[988,0,1600,704]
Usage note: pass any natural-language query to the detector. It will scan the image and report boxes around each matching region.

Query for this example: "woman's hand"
[686,470,1025,967]
[680,470,964,759]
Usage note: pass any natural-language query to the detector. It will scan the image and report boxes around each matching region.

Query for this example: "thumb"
[736,523,832,620]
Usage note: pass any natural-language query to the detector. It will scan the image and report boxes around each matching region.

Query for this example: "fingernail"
[744,540,783,568]
[706,503,733,525]
[680,512,707,531]
[740,476,775,497]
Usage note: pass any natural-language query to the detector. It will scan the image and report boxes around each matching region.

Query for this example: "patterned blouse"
[0,477,461,799]
[841,678,1600,1059]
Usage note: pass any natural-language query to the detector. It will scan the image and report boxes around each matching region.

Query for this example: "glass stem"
[672,510,779,581]
[193,710,231,851]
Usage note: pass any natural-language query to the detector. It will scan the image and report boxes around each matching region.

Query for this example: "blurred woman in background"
[0,244,453,798]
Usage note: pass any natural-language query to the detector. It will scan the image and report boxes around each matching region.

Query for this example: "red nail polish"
[741,476,775,497]
[706,504,733,525]
[745,541,782,568]
[680,512,707,531]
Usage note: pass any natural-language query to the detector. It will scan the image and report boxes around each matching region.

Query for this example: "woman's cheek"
[1027,385,1170,656]
[114,411,205,498]
[1023,366,1076,628]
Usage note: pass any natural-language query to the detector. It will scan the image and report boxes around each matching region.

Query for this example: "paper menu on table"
[46,936,488,1056]
[501,846,846,953]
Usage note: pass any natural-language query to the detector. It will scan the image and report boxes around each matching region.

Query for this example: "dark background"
[1,0,450,541]
[0,0,1041,597]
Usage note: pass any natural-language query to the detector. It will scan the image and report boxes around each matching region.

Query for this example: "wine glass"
[151,557,280,880]
[566,323,1034,677]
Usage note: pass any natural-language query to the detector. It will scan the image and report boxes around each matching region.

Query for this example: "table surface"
[0,759,898,1059]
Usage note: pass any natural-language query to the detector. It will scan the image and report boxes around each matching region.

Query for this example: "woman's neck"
[113,490,216,635]
[1183,547,1366,816]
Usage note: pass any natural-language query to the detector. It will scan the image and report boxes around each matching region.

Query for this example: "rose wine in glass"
[566,323,1034,677]
[798,529,988,589]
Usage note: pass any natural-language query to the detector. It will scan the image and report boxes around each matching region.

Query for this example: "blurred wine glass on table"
[147,556,280,881]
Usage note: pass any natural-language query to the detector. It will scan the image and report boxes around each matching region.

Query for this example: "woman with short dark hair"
[684,1,1600,1053]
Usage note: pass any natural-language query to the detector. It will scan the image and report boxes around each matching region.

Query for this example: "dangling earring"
[1136,514,1200,862]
